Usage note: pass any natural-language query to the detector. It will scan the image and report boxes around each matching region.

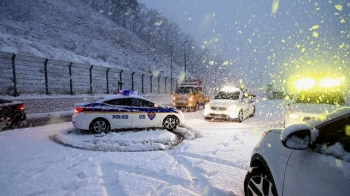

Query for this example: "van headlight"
[228,105,237,111]
[289,113,300,119]
[204,103,210,115]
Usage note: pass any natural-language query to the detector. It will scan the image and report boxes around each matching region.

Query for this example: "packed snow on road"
[0,99,286,196]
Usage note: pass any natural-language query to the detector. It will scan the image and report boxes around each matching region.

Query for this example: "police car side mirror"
[154,104,159,108]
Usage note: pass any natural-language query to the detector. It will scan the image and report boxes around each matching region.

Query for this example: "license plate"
[177,100,186,104]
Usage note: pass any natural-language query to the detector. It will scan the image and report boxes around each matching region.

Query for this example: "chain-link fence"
[0,52,175,96]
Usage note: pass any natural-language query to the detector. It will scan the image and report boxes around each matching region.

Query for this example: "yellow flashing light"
[295,78,316,91]
[319,78,343,87]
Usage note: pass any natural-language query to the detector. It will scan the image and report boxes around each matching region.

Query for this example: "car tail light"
[75,107,84,113]
[18,104,25,110]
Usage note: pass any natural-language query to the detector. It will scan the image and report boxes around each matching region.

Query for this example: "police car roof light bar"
[119,89,138,96]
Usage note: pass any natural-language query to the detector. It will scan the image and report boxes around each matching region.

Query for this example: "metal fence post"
[150,75,152,93]
[106,68,110,94]
[158,75,160,94]
[44,58,49,95]
[118,70,124,91]
[11,53,18,97]
[89,65,93,94]
[165,77,167,94]
[69,62,73,95]
[141,74,145,94]
[131,72,135,90]
[170,78,173,94]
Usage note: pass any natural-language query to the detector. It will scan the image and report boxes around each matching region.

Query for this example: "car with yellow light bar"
[284,74,349,127]
[72,90,185,133]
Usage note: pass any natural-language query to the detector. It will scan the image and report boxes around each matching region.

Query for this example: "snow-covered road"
[0,99,286,196]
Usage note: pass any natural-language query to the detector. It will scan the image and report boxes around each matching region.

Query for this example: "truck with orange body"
[172,78,210,112]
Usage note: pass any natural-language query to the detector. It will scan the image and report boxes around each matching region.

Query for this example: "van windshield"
[175,87,193,94]
[214,91,240,100]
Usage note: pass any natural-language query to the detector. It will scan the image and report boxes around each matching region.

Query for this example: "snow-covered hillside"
[0,0,182,76]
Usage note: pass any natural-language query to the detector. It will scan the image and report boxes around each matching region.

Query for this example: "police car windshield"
[175,87,193,94]
[214,91,240,100]
[294,91,345,105]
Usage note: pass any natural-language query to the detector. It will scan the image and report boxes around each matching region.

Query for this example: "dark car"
[0,99,26,130]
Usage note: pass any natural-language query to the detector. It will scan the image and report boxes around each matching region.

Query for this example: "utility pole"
[170,42,179,93]
[184,40,188,79]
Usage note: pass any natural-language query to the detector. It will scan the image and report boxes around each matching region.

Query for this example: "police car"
[72,90,185,133]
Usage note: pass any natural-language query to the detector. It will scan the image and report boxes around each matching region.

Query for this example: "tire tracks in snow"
[174,151,247,171]
[96,159,199,195]
[167,150,245,196]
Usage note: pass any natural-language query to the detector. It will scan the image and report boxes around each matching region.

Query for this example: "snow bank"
[52,126,202,152]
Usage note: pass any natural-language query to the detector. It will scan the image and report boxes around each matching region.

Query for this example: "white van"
[203,87,256,122]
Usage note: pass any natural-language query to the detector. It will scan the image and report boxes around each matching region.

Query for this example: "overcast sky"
[138,0,350,90]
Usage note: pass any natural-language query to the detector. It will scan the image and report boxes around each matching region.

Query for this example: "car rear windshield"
[294,92,345,104]
[214,91,240,100]
[0,99,12,104]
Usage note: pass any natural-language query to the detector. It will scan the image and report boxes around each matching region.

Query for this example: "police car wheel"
[90,118,110,133]
[163,116,178,131]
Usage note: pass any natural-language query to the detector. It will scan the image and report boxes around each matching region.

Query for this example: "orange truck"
[172,78,210,112]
